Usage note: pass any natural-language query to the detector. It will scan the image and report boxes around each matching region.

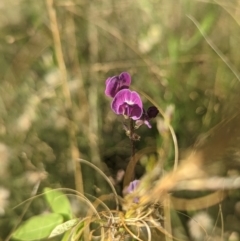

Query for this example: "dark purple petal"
[105,76,120,98]
[135,107,158,129]
[105,72,131,98]
[135,109,150,128]
[147,106,159,118]
[130,104,143,120]
[111,89,143,120]
[119,72,131,86]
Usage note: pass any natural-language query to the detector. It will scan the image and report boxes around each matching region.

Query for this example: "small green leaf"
[44,187,72,219]
[71,221,84,241]
[61,229,72,241]
[49,218,79,238]
[60,222,84,241]
[12,213,63,241]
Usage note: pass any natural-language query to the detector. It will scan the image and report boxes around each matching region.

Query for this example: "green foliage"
[12,213,63,241]
[49,218,80,238]
[43,188,72,220]
[10,188,74,241]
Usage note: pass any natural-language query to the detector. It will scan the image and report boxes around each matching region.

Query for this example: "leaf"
[60,220,84,241]
[49,218,79,238]
[12,213,63,241]
[44,187,72,219]
[71,221,85,241]
[61,229,72,241]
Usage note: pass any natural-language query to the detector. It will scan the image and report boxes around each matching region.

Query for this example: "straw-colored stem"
[45,0,83,194]
[87,3,103,186]
[137,90,179,171]
[163,195,173,241]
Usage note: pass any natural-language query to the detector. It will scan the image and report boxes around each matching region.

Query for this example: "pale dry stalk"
[45,0,83,193]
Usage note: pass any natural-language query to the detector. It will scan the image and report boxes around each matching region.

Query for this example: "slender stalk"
[129,119,135,159]
[87,2,101,170]
[85,2,109,199]
[45,0,83,194]
[123,119,136,188]
[137,90,179,171]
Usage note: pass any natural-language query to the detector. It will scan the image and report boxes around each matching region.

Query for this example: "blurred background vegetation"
[1,0,240,240]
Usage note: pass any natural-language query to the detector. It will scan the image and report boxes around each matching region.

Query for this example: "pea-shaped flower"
[111,89,143,120]
[135,106,159,128]
[105,72,131,98]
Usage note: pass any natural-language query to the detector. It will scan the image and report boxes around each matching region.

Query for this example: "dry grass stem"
[45,0,83,194]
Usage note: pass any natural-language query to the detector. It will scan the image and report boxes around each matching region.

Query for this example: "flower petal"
[144,120,152,128]
[126,180,140,193]
[130,104,143,120]
[147,106,159,118]
[105,77,112,85]
[135,117,152,128]
[119,72,131,86]
[105,76,119,98]
[105,72,131,98]
[111,89,143,120]
[135,107,158,128]
[111,89,129,114]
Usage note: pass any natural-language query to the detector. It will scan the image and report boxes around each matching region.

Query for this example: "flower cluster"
[105,72,159,128]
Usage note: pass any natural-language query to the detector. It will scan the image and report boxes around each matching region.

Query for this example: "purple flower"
[147,106,159,118]
[126,180,140,193]
[135,106,159,128]
[111,89,143,120]
[105,72,131,98]
[125,180,140,203]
